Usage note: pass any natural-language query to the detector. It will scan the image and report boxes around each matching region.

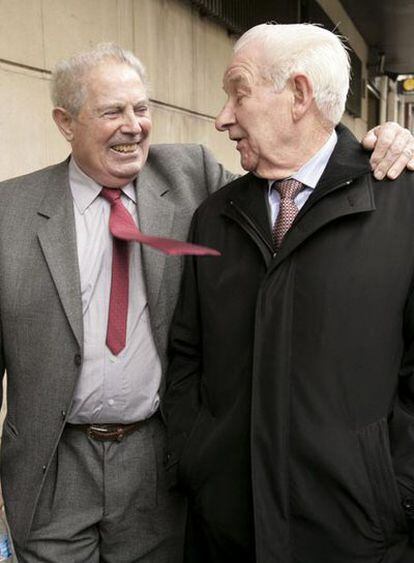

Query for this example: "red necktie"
[272,179,303,250]
[100,188,219,355]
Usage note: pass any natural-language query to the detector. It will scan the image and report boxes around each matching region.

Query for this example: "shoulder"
[195,173,250,216]
[0,160,69,214]
[145,143,236,197]
[147,143,219,176]
[0,160,68,193]
[148,143,215,161]
[374,169,414,200]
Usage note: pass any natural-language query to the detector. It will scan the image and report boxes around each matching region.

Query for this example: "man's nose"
[121,110,142,134]
[215,101,235,131]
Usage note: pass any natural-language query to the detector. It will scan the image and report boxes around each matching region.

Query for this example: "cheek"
[141,117,152,136]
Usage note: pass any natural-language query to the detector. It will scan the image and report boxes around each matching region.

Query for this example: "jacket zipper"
[225,200,274,261]
[227,178,356,259]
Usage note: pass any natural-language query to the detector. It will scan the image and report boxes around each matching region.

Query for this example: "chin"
[239,152,259,173]
[115,163,143,178]
[240,160,256,173]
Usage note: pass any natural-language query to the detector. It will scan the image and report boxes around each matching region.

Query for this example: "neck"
[257,121,334,180]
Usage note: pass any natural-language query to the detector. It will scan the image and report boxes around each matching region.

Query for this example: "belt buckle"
[87,424,125,441]
[87,424,110,440]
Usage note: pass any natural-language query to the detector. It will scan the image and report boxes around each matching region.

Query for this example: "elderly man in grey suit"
[0,43,412,563]
[0,44,230,563]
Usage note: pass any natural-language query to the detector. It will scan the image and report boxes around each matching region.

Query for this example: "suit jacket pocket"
[357,417,407,542]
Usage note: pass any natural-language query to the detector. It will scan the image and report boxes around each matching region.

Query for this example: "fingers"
[366,122,413,180]
[407,152,414,171]
[386,141,414,179]
[361,127,380,151]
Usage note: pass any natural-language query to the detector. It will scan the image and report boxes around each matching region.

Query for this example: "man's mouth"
[230,136,244,147]
[111,143,139,153]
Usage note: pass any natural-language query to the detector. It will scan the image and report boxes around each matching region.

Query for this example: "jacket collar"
[135,153,176,310]
[273,124,374,267]
[223,125,375,266]
[37,159,83,348]
[304,123,371,205]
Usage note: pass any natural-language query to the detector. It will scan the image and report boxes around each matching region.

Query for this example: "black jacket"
[163,125,414,563]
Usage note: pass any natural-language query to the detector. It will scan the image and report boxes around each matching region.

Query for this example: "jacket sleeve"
[390,285,414,541]
[161,212,204,488]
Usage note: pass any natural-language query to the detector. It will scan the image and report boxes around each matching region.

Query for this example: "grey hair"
[234,23,350,125]
[50,43,148,116]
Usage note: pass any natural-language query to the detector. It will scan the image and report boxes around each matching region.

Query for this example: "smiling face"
[215,44,296,178]
[56,61,151,187]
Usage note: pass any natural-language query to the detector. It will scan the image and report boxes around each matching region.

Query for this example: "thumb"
[361,126,379,150]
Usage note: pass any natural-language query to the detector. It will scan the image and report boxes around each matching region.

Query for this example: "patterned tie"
[272,178,303,250]
[100,188,219,355]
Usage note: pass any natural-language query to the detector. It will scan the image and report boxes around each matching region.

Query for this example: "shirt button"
[108,399,114,406]
[74,354,82,366]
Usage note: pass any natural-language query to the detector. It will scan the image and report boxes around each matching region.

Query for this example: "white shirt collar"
[69,156,136,215]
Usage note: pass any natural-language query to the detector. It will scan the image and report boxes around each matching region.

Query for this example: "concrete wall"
[0,0,242,182]
[0,0,377,185]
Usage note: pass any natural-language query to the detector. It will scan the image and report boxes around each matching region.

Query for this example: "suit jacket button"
[74,354,82,366]
[42,465,47,473]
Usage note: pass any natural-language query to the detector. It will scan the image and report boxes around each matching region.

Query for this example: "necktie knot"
[274,178,302,200]
[100,187,122,204]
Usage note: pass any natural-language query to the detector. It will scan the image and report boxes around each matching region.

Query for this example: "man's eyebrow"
[133,98,150,106]
[224,72,252,92]
[96,103,122,112]
[96,99,149,112]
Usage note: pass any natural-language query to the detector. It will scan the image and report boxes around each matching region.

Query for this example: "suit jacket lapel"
[135,162,175,310]
[37,161,83,348]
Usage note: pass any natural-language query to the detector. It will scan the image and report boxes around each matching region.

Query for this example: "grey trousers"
[14,415,186,563]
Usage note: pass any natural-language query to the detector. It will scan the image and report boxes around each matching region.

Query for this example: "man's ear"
[291,74,314,121]
[52,107,75,142]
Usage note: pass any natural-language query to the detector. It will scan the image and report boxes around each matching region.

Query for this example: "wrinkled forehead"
[222,47,269,92]
[82,62,148,103]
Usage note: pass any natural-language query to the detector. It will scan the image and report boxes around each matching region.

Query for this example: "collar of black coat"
[222,124,375,262]
[223,123,371,220]
[313,123,371,197]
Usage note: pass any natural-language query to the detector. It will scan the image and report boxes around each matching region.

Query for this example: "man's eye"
[134,106,148,115]
[104,110,119,117]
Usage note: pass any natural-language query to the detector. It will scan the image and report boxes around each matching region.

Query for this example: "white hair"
[234,23,350,125]
[50,43,148,116]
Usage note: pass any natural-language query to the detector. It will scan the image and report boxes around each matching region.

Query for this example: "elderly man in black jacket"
[164,23,414,563]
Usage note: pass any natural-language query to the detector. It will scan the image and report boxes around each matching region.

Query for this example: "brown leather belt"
[66,418,152,442]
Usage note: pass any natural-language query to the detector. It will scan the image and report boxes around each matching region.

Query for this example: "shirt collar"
[268,129,338,193]
[69,156,137,215]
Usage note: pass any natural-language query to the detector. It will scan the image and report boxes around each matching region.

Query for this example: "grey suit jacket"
[0,143,234,546]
